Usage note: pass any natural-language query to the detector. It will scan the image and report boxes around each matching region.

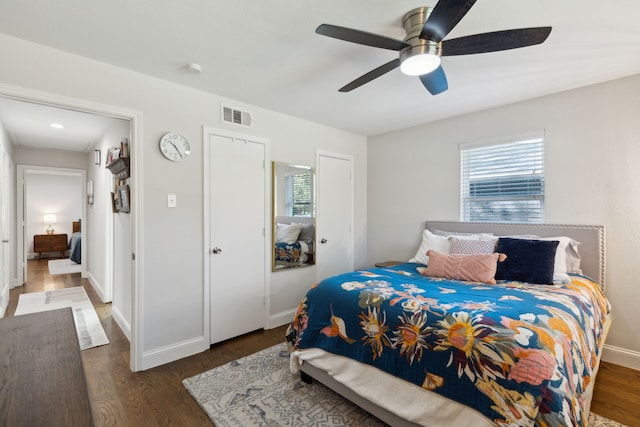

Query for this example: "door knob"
[320,238,327,244]
[212,247,222,254]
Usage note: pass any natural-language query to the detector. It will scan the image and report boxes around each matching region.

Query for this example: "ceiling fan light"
[400,54,441,76]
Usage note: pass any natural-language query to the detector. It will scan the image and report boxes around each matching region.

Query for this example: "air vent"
[222,106,252,127]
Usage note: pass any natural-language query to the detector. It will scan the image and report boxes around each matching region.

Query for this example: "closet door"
[209,132,267,345]
[315,152,354,280]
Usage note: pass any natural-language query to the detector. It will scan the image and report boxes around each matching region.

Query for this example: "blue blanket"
[69,231,81,264]
[287,263,610,427]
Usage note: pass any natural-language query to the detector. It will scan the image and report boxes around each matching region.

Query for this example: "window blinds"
[285,172,313,216]
[460,135,545,223]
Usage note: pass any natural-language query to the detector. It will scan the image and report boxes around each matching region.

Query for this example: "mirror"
[272,162,315,271]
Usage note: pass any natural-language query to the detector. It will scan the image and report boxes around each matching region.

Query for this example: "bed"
[69,220,81,264]
[274,216,315,269]
[287,222,611,427]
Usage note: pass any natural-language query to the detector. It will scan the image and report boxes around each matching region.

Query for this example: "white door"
[316,152,354,280]
[0,148,7,316]
[209,132,267,344]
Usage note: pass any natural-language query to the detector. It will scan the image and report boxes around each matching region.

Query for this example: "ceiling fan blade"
[419,66,448,95]
[316,24,409,51]
[442,27,552,56]
[420,0,478,42]
[339,59,401,92]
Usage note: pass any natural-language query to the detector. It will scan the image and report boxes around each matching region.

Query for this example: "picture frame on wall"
[117,184,130,213]
[111,192,119,213]
[94,149,101,166]
[87,180,94,205]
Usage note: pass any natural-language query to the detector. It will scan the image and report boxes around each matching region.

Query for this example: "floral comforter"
[287,263,610,427]
[275,242,304,264]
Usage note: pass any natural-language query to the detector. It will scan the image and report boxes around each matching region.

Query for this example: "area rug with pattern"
[14,286,109,350]
[48,258,82,275]
[183,343,626,427]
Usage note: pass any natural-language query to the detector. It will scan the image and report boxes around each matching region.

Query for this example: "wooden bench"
[0,308,95,426]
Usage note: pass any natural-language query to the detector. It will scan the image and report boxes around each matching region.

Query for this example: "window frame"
[459,132,545,223]
[284,171,313,217]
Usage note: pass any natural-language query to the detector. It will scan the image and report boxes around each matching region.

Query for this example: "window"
[284,172,312,216]
[460,133,545,223]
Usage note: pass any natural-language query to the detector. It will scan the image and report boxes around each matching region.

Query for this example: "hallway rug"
[183,343,627,427]
[14,286,109,350]
[48,258,82,275]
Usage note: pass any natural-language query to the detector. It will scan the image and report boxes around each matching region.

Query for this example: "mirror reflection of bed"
[274,216,315,270]
[272,162,315,271]
[69,220,82,264]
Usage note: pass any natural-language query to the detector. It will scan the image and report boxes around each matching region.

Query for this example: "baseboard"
[268,308,296,329]
[141,336,207,370]
[112,304,131,341]
[87,272,111,303]
[602,344,640,371]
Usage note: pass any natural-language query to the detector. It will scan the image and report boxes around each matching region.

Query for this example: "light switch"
[168,194,177,208]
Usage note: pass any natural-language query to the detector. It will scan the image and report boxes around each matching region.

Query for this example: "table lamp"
[44,213,57,235]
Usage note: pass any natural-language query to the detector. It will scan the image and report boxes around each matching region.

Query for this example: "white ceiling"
[0,97,121,152]
[1,0,640,150]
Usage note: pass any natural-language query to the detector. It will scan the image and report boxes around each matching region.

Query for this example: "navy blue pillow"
[495,238,559,284]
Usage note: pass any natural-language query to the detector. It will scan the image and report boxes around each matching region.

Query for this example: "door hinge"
[132,253,135,261]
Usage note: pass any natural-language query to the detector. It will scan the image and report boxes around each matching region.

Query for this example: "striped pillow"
[449,237,497,255]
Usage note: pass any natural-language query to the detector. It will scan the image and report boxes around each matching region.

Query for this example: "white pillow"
[537,236,582,275]
[565,240,582,274]
[276,223,302,244]
[409,230,451,265]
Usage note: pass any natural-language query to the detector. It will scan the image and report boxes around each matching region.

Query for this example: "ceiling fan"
[316,0,551,95]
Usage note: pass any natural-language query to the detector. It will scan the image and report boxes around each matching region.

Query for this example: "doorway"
[19,166,85,285]
[0,84,142,371]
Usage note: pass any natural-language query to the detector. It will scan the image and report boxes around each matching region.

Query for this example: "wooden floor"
[7,260,287,426]
[6,259,640,426]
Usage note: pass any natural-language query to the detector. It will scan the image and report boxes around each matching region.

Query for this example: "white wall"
[0,122,13,158]
[368,73,640,370]
[0,33,367,369]
[85,118,131,342]
[24,172,82,257]
[14,146,86,169]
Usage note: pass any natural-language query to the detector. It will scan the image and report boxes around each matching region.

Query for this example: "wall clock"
[159,132,191,161]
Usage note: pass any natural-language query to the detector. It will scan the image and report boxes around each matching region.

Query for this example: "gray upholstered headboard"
[425,221,605,290]
[276,216,314,225]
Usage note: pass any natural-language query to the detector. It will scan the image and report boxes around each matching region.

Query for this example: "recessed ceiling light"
[50,123,64,129]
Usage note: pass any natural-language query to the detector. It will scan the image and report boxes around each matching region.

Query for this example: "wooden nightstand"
[34,234,68,259]
[374,261,403,268]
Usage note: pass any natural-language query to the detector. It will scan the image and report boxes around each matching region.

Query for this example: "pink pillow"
[421,250,507,284]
